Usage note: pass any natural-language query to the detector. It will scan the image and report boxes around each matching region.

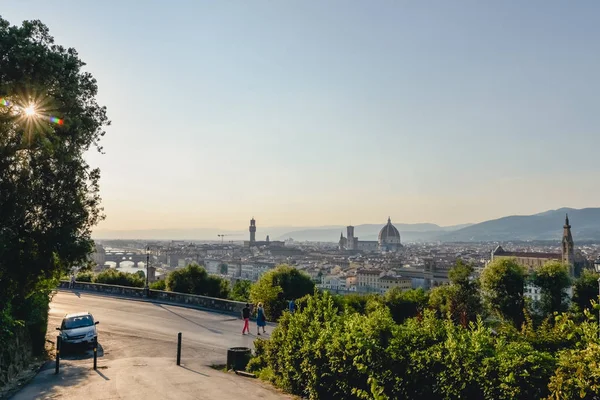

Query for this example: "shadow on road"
[180,365,210,377]
[94,369,110,381]
[61,342,104,360]
[153,304,223,335]
[10,363,89,400]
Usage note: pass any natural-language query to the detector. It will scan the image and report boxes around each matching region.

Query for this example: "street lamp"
[145,246,150,296]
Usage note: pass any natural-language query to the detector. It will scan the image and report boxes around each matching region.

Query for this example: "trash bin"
[226,347,252,371]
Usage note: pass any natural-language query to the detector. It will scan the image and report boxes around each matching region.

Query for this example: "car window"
[63,315,94,329]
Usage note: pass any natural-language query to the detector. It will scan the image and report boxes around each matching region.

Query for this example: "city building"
[378,217,403,252]
[490,215,583,277]
[339,217,402,253]
[244,217,285,248]
[379,275,411,292]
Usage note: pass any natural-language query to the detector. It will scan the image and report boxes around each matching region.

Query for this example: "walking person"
[241,303,251,335]
[256,302,266,335]
[288,299,296,314]
[69,273,75,289]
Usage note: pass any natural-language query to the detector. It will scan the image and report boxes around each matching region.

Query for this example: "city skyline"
[3,1,600,232]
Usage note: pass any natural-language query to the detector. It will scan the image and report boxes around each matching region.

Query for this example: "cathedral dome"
[378,217,401,244]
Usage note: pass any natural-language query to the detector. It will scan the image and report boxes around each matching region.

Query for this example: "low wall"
[58,281,248,316]
[0,327,32,387]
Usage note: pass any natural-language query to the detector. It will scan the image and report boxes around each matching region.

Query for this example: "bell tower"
[249,217,256,244]
[562,214,575,275]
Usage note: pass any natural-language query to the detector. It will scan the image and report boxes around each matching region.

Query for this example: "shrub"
[166,264,230,299]
[93,268,144,287]
[250,265,314,320]
[249,292,570,400]
[231,279,251,302]
[76,271,94,282]
[150,279,167,290]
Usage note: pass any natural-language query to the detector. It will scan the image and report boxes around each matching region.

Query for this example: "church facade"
[490,214,585,277]
[339,217,403,253]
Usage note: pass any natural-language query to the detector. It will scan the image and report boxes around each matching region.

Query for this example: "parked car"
[56,312,99,346]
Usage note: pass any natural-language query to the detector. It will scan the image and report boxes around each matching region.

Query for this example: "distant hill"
[92,208,600,242]
[437,208,600,242]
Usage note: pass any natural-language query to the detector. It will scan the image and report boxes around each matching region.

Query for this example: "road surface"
[10,290,291,400]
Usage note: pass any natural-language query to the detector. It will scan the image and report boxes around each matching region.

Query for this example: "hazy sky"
[3,1,599,231]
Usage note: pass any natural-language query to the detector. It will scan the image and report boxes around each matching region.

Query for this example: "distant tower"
[346,226,355,250]
[338,232,347,250]
[266,235,270,243]
[562,214,575,275]
[249,217,256,244]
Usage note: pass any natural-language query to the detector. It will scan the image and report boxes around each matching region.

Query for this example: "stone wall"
[58,281,248,316]
[0,327,32,387]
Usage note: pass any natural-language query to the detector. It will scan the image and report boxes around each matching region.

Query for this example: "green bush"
[150,279,167,290]
[231,279,251,302]
[166,264,230,299]
[249,291,583,400]
[76,271,94,282]
[250,265,315,320]
[93,268,144,287]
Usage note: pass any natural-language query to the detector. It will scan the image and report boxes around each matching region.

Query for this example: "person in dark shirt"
[241,303,250,335]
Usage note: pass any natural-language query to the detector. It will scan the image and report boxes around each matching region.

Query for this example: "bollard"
[93,339,98,370]
[176,332,182,366]
[55,336,61,374]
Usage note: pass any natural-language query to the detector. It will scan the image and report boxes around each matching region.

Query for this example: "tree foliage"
[0,17,108,350]
[250,265,315,320]
[428,260,483,326]
[572,269,600,313]
[150,278,166,290]
[532,261,571,317]
[231,279,251,302]
[94,268,144,287]
[248,290,578,400]
[166,263,230,299]
[480,258,526,328]
[383,287,428,324]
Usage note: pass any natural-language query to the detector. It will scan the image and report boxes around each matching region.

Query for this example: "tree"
[383,288,428,324]
[430,260,483,325]
[572,269,600,313]
[480,258,526,328]
[0,17,108,351]
[166,263,230,299]
[532,261,571,317]
[231,279,251,302]
[219,263,228,275]
[250,265,315,320]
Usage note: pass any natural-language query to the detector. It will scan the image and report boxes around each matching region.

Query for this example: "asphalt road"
[9,290,290,400]
[48,290,265,362]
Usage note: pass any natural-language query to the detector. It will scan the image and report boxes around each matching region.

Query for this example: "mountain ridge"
[92,208,600,242]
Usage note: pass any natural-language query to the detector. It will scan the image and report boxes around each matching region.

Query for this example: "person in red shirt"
[241,303,250,335]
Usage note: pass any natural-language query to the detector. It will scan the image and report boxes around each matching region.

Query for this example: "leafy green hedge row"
[248,291,600,400]
[76,269,144,287]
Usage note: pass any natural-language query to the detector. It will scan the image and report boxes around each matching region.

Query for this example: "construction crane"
[217,234,239,244]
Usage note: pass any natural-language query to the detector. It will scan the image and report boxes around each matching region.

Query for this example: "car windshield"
[63,315,93,330]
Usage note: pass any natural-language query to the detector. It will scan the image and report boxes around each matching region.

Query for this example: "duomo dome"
[378,217,402,252]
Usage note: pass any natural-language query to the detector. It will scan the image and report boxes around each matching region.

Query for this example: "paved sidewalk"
[11,357,292,400]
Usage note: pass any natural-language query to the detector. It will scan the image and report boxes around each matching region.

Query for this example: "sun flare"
[23,104,37,117]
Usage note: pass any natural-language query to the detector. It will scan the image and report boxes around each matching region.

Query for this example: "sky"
[2,1,600,233]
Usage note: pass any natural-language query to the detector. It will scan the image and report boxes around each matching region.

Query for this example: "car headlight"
[86,330,95,337]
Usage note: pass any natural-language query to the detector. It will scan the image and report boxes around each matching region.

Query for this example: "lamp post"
[595,259,600,337]
[145,246,150,296]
